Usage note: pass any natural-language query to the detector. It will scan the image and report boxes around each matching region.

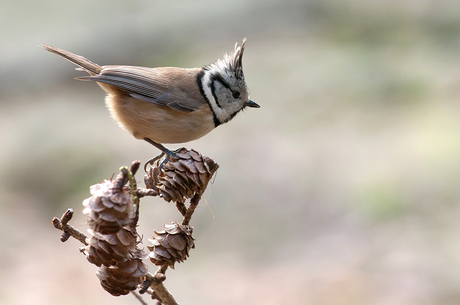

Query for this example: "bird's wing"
[76,66,205,112]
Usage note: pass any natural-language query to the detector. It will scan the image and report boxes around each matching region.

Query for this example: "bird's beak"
[247,100,260,108]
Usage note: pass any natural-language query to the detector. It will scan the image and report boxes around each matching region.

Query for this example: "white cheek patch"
[201,70,228,123]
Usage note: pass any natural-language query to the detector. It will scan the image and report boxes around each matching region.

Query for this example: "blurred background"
[2,0,460,304]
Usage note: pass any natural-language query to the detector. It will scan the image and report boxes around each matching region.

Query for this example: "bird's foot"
[143,138,187,172]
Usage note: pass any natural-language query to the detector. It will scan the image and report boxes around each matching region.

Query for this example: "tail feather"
[42,45,102,75]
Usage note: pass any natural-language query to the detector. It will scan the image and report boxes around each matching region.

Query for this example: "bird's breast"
[105,93,215,144]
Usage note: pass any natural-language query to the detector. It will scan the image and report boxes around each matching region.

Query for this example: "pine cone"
[85,228,145,267]
[144,166,160,192]
[82,179,133,234]
[96,259,148,296]
[147,222,195,268]
[145,148,219,203]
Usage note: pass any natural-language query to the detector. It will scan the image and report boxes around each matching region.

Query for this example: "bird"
[42,39,259,164]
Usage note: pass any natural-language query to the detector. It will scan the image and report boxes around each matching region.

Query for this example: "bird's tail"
[42,45,102,75]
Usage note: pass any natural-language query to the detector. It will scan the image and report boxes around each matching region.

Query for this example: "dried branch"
[145,267,177,305]
[175,201,187,216]
[52,209,88,245]
[131,290,148,305]
[51,148,219,305]
[137,188,158,197]
[181,192,202,226]
[128,160,141,232]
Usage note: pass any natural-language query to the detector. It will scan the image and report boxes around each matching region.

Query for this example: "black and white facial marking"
[198,41,251,126]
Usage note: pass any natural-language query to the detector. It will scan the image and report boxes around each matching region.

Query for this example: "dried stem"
[175,201,187,216]
[181,192,203,226]
[143,266,176,305]
[128,161,141,232]
[131,290,148,305]
[137,188,158,197]
[52,209,88,245]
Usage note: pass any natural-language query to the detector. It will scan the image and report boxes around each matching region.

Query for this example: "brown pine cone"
[147,222,195,268]
[144,166,160,192]
[82,179,133,234]
[85,228,146,267]
[96,259,148,296]
[145,148,219,203]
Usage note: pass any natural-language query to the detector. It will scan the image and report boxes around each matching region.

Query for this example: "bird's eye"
[232,91,240,99]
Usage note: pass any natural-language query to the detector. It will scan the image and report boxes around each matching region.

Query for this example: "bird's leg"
[143,138,179,171]
[144,138,178,156]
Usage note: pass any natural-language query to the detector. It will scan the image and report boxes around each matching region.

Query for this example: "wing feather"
[77,66,203,112]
